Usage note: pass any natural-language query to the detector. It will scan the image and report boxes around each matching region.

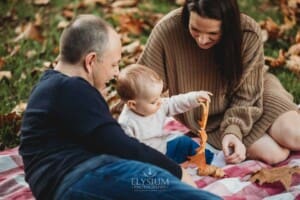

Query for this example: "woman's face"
[189,12,222,49]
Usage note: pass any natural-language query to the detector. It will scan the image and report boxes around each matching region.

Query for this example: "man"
[19,14,220,200]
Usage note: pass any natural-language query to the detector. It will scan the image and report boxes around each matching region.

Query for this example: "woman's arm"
[220,24,265,163]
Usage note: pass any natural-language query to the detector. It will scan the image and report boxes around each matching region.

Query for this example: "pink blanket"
[0,148,33,200]
[1,119,299,199]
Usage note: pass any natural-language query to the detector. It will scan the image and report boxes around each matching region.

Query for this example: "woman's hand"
[181,167,197,188]
[222,134,246,164]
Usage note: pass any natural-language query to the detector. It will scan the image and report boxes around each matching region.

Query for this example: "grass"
[0,0,299,149]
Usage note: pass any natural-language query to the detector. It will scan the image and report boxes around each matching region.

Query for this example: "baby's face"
[133,82,163,117]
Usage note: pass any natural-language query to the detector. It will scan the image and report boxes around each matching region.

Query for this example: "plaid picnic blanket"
[165,118,300,200]
[0,148,33,200]
[0,119,299,199]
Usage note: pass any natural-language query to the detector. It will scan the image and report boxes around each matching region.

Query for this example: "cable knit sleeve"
[220,24,264,141]
[138,21,169,88]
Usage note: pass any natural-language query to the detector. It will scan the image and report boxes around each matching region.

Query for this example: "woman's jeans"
[54,155,221,200]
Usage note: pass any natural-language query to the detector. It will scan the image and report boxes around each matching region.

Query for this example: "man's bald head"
[59,14,111,65]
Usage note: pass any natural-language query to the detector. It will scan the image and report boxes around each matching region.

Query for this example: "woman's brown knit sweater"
[138,8,298,149]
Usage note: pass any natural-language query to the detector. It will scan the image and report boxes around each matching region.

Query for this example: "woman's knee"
[280,124,300,149]
[270,111,300,150]
[247,135,290,165]
[262,148,290,165]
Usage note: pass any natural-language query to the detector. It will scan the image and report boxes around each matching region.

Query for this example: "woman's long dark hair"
[182,0,243,92]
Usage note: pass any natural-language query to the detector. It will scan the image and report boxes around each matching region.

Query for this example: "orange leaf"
[250,166,300,190]
[198,164,225,178]
[117,14,144,35]
[62,9,74,20]
[0,112,21,129]
[265,49,286,68]
[0,57,5,70]
[260,18,280,40]
[13,22,44,43]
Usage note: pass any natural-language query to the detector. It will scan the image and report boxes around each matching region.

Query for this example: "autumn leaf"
[79,0,107,7]
[287,43,300,56]
[250,166,300,190]
[260,18,280,40]
[111,0,138,8]
[116,14,144,35]
[0,112,21,129]
[33,0,50,5]
[261,29,269,43]
[8,45,21,58]
[11,102,27,116]
[0,71,12,81]
[25,50,37,59]
[0,58,5,70]
[34,13,43,26]
[122,40,141,54]
[286,55,300,77]
[62,9,74,20]
[265,49,286,67]
[57,20,69,30]
[13,22,44,43]
[296,31,300,43]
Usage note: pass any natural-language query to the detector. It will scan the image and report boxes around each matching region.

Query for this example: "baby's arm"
[197,91,212,103]
[164,91,212,116]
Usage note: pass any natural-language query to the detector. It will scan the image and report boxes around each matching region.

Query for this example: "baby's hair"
[116,64,162,101]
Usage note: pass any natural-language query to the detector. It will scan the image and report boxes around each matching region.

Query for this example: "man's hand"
[181,167,197,188]
[222,134,246,164]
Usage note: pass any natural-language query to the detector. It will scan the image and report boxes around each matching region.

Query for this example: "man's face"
[93,28,122,93]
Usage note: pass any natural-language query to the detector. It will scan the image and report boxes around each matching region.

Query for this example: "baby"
[116,64,214,164]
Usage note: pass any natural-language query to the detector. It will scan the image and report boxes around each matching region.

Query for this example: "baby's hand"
[197,91,213,103]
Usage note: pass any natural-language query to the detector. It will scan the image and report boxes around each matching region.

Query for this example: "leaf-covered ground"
[0,0,299,150]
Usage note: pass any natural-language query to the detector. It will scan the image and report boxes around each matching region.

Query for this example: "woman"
[138,0,300,165]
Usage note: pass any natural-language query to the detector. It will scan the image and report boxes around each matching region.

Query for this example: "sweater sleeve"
[88,123,182,178]
[164,91,202,116]
[220,28,264,141]
[138,23,168,88]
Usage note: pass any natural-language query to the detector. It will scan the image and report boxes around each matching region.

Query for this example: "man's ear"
[83,52,97,73]
[126,100,136,110]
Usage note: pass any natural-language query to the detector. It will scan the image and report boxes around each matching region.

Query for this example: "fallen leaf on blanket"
[198,164,225,178]
[249,165,300,190]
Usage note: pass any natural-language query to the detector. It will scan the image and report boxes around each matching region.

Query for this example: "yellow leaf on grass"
[0,71,12,80]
